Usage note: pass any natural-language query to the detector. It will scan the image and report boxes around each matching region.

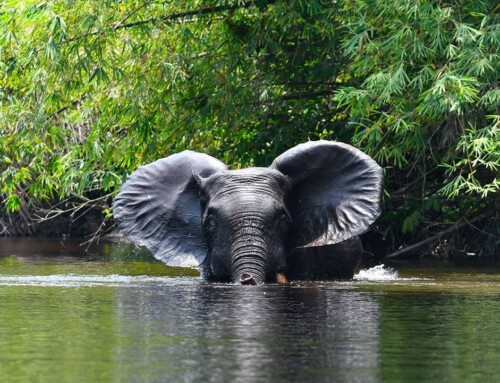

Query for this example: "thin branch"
[113,0,156,31]
[464,216,500,239]
[280,89,335,101]
[0,217,10,236]
[69,1,276,42]
[385,213,490,259]
[49,96,87,119]
[82,220,114,250]
[33,193,113,223]
[390,165,440,197]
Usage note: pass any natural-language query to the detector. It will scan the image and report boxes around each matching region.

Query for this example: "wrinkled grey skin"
[113,141,383,284]
[197,168,292,283]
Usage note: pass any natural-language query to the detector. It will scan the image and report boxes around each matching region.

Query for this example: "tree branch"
[112,0,156,31]
[69,1,276,41]
[49,96,87,119]
[82,221,115,250]
[385,212,491,259]
[33,193,113,223]
[281,89,335,101]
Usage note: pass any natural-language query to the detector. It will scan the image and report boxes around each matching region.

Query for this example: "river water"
[1,238,499,383]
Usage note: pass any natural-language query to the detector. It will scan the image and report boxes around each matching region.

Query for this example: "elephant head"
[113,141,383,284]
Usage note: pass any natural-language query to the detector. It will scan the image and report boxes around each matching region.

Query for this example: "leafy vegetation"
[1,0,498,257]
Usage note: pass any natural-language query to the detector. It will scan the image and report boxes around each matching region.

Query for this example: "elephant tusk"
[276,272,288,284]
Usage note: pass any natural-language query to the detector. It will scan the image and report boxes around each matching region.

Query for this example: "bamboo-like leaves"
[0,0,497,252]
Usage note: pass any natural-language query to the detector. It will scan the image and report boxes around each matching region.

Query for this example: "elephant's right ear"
[271,141,383,248]
[113,151,227,267]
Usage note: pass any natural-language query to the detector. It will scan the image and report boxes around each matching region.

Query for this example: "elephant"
[113,140,383,284]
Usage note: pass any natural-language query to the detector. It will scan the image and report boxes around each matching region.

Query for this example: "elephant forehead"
[205,168,290,199]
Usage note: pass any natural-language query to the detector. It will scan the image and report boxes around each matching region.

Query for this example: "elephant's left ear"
[113,151,227,267]
[271,140,383,248]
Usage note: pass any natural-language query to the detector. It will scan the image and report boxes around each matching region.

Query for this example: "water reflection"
[2,239,500,383]
[0,237,100,257]
[0,237,155,262]
[114,284,381,383]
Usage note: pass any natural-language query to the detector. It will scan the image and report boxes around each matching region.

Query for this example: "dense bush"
[1,1,498,256]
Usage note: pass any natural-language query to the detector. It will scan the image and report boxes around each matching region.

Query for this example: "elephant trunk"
[231,241,269,285]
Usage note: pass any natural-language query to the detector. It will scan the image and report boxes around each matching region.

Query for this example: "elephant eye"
[280,210,292,225]
[204,215,217,233]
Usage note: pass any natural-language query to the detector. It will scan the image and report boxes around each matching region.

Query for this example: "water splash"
[354,265,399,281]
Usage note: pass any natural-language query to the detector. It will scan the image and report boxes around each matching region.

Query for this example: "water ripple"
[0,274,199,287]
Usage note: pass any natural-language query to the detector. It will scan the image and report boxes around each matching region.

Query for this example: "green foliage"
[0,0,498,255]
[336,0,499,255]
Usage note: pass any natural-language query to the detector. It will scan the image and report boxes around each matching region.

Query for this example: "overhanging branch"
[69,1,276,41]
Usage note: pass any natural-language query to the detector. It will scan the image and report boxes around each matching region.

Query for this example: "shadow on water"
[1,238,500,383]
[0,237,198,277]
[0,236,158,261]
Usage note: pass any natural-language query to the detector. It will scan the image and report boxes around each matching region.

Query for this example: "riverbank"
[1,205,497,261]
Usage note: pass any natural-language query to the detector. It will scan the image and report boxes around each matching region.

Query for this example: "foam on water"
[354,265,400,281]
[0,274,198,287]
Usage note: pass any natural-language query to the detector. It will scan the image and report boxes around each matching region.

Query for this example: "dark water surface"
[1,238,500,383]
